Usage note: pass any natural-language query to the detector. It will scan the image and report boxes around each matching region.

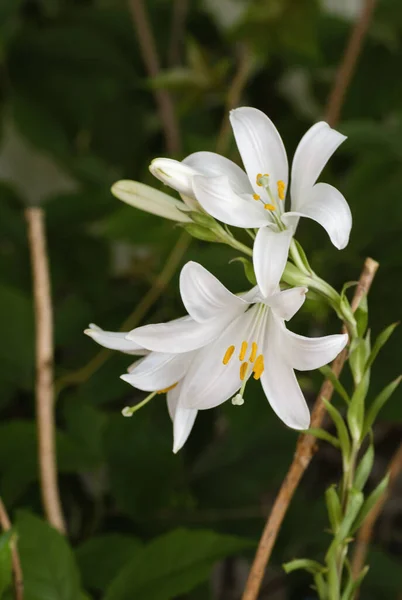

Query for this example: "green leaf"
[347,368,370,442]
[104,529,253,600]
[0,530,13,598]
[366,322,399,370]
[229,257,257,285]
[355,294,368,338]
[16,511,82,600]
[323,400,350,459]
[76,534,142,592]
[341,565,369,600]
[181,223,219,242]
[319,365,350,405]
[325,485,342,532]
[351,475,389,534]
[336,489,364,543]
[354,444,374,491]
[306,428,340,448]
[363,376,402,437]
[282,558,325,574]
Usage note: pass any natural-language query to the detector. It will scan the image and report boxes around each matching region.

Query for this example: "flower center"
[222,339,265,405]
[255,173,286,214]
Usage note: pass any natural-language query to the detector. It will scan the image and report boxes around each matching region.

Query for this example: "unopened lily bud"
[182,223,220,242]
[149,158,198,198]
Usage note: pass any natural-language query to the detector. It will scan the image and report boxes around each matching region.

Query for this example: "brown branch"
[128,0,181,154]
[25,208,66,534]
[0,498,23,600]
[324,0,377,127]
[215,45,253,155]
[241,258,379,600]
[351,441,402,587]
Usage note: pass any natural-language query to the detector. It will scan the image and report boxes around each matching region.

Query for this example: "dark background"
[0,0,401,598]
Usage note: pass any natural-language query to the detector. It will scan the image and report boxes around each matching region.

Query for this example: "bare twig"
[168,0,188,66]
[241,258,379,600]
[351,441,402,586]
[215,45,253,155]
[128,0,181,154]
[25,208,66,534]
[0,498,23,600]
[324,0,377,127]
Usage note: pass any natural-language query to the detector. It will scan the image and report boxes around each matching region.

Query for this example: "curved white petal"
[253,228,292,298]
[167,382,198,453]
[283,183,352,250]
[229,107,288,196]
[149,158,197,197]
[266,287,307,321]
[84,324,148,355]
[193,175,269,228]
[121,351,194,391]
[111,180,191,223]
[180,307,259,410]
[260,313,310,429]
[127,315,230,353]
[278,321,348,371]
[183,151,252,195]
[291,122,346,208]
[180,261,248,322]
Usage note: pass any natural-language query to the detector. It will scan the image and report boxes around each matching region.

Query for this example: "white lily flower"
[84,323,198,453]
[127,261,348,430]
[111,180,192,222]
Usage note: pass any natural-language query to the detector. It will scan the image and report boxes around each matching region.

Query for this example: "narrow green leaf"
[366,322,399,370]
[363,376,402,437]
[282,558,325,574]
[351,475,389,534]
[347,369,370,442]
[341,566,369,600]
[229,257,257,285]
[355,294,368,338]
[325,486,342,532]
[354,444,374,491]
[336,489,364,543]
[0,530,13,598]
[319,365,350,405]
[314,572,327,598]
[323,399,350,459]
[307,427,340,448]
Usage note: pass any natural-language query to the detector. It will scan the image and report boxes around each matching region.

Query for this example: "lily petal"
[167,382,198,453]
[283,183,352,249]
[149,158,197,197]
[180,307,258,410]
[253,227,293,298]
[121,351,194,392]
[111,180,191,222]
[183,151,252,195]
[84,324,148,355]
[127,315,229,353]
[229,107,288,196]
[266,287,307,321]
[291,121,346,208]
[261,313,310,429]
[193,175,269,228]
[180,261,248,322]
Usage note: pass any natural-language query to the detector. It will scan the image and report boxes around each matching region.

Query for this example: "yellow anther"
[277,180,286,200]
[264,203,275,211]
[253,193,261,201]
[223,345,235,365]
[240,361,249,381]
[157,382,178,394]
[253,355,265,380]
[239,341,248,361]
[256,173,263,186]
[249,342,258,362]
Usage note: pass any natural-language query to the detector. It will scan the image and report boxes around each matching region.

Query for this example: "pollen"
[157,382,178,394]
[223,345,235,365]
[239,340,248,361]
[277,180,286,200]
[253,193,261,201]
[249,342,258,362]
[264,203,275,211]
[240,361,249,381]
[256,173,263,186]
[253,355,265,380]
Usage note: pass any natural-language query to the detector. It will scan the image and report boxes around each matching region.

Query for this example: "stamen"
[232,393,244,406]
[264,203,275,211]
[256,173,263,186]
[240,361,249,381]
[253,193,261,201]
[223,345,235,365]
[157,383,178,394]
[121,390,157,417]
[253,355,265,380]
[249,342,258,362]
[239,341,248,361]
[277,180,286,200]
